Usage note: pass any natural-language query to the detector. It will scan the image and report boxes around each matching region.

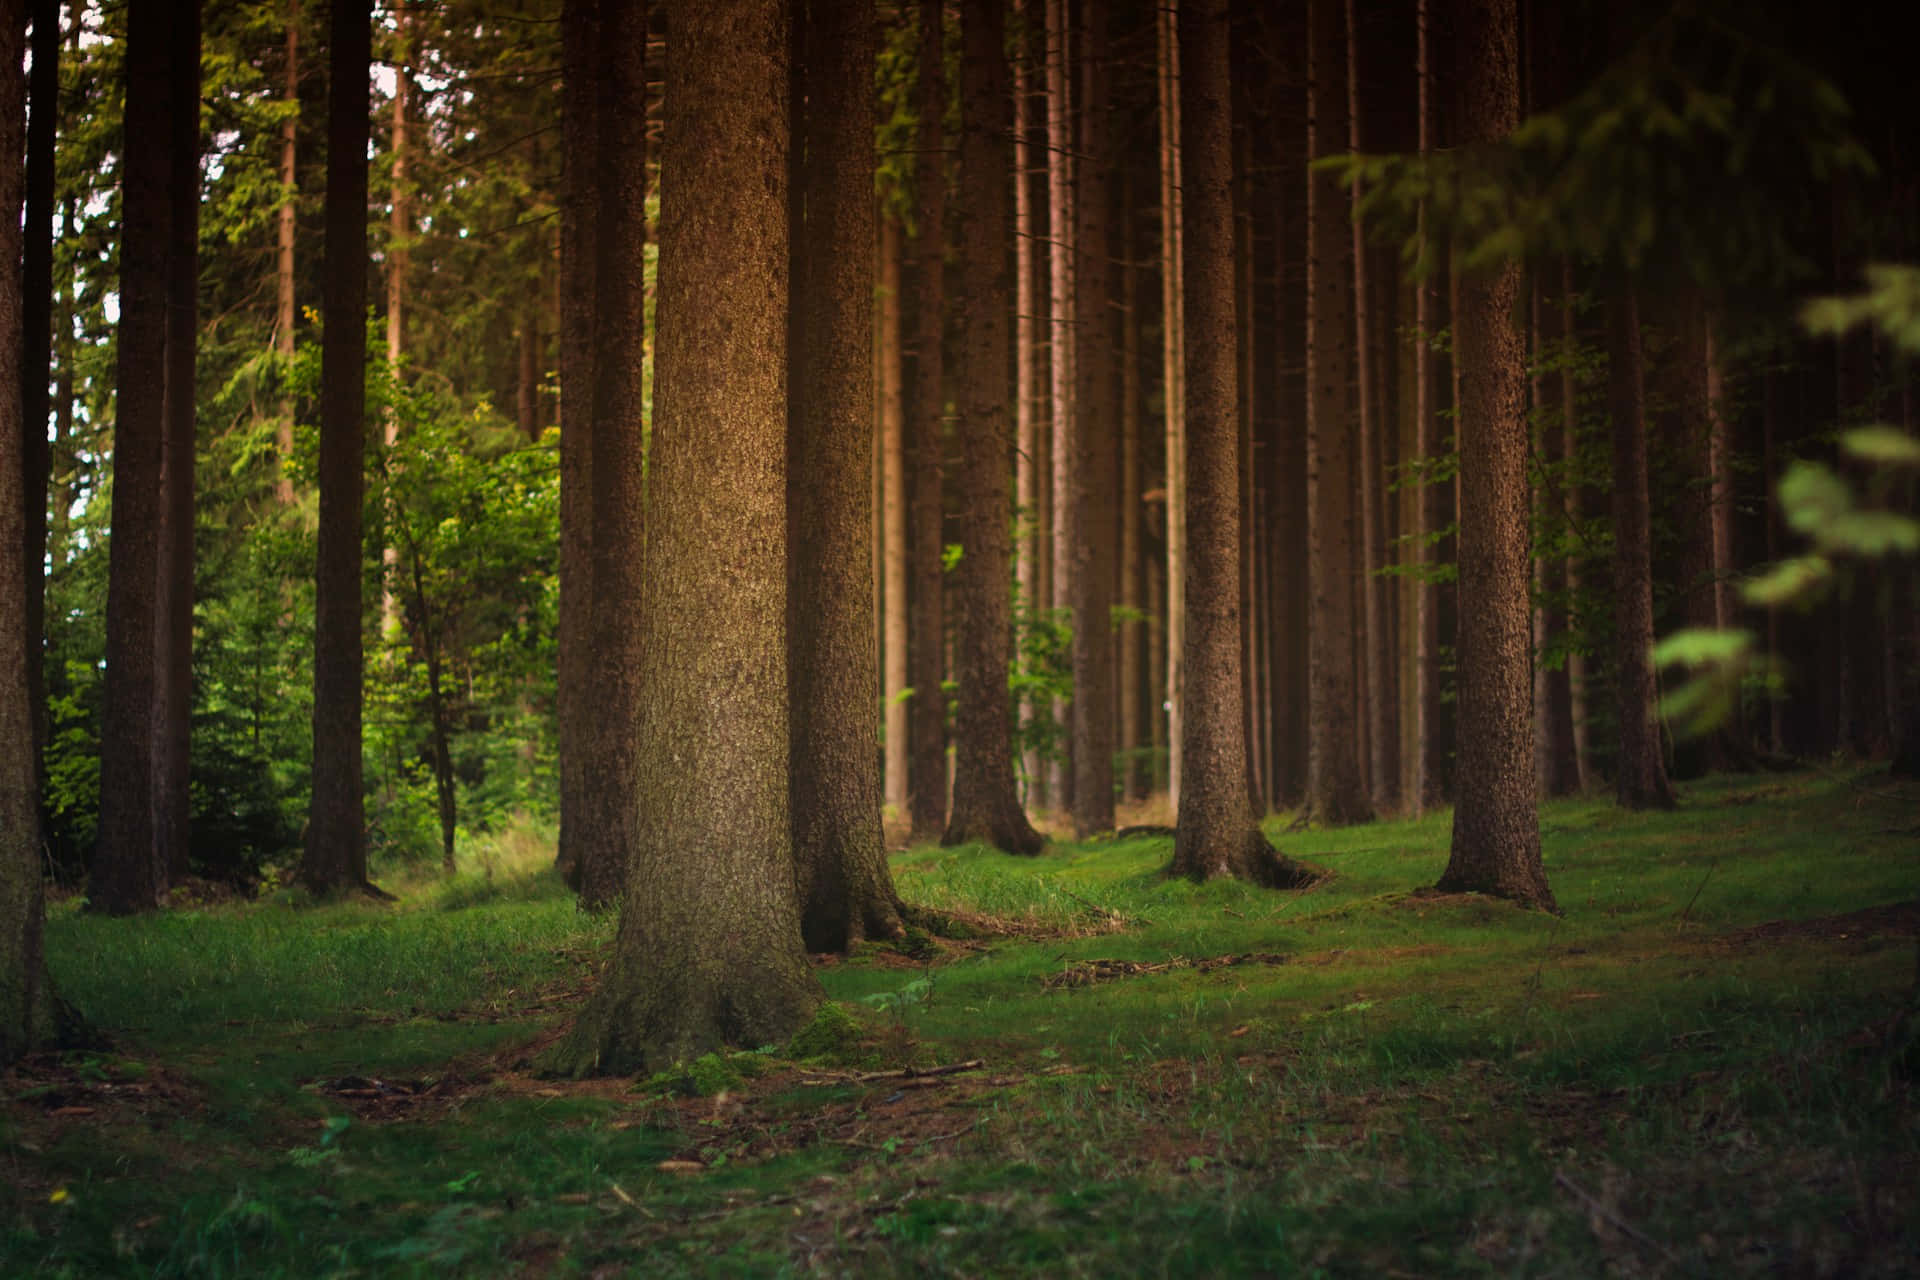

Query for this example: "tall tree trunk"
[1607,286,1675,810]
[1559,261,1592,786]
[3,0,62,1065]
[1044,0,1074,814]
[275,0,298,506]
[1171,0,1317,889]
[1157,0,1185,815]
[1438,0,1553,910]
[1070,0,1116,838]
[942,0,1042,855]
[574,0,648,912]
[1012,0,1041,806]
[154,0,201,887]
[549,0,819,1075]
[301,0,376,895]
[1532,272,1580,795]
[880,207,909,818]
[94,0,176,914]
[553,0,600,888]
[21,0,54,797]
[1119,186,1146,803]
[379,0,412,639]
[905,0,948,842]
[790,0,903,950]
[876,212,904,766]
[1412,0,1447,812]
[1305,0,1371,826]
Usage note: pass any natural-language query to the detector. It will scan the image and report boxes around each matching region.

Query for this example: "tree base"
[941,799,1044,855]
[1170,826,1323,890]
[1433,864,1559,913]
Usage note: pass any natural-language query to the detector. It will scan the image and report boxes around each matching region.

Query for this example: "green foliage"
[787,1002,866,1065]
[1011,599,1074,779]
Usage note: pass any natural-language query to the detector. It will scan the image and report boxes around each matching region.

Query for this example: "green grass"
[5,769,1916,1276]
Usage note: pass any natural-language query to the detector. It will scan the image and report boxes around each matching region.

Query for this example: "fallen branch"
[798,1059,985,1087]
[1553,1170,1679,1268]
[1056,886,1151,927]
[1043,953,1289,990]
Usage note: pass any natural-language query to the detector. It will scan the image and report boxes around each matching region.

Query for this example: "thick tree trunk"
[1305,0,1371,827]
[550,0,819,1075]
[21,0,54,796]
[1171,0,1318,887]
[153,0,200,887]
[942,0,1043,855]
[1157,0,1185,815]
[94,0,175,914]
[1044,0,1074,815]
[275,0,298,506]
[1607,287,1675,810]
[1438,0,1553,910]
[880,207,909,818]
[790,0,902,950]
[1118,197,1146,802]
[553,0,599,888]
[301,0,375,895]
[905,0,948,842]
[3,0,61,1065]
[1070,0,1116,838]
[574,0,648,912]
[1012,0,1041,807]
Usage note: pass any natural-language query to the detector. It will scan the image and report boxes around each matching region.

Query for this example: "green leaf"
[1823,511,1920,556]
[1740,556,1831,606]
[1841,425,1920,466]
[1776,462,1853,537]
[1651,627,1753,670]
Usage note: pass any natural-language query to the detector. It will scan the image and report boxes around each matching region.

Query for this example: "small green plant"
[787,1001,865,1065]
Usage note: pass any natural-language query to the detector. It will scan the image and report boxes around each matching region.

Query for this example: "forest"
[1,0,1916,1273]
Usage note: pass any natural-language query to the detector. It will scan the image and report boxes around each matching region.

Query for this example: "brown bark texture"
[3,0,60,1065]
[1070,0,1116,838]
[1532,274,1581,796]
[1412,0,1448,812]
[942,0,1042,855]
[301,0,374,895]
[789,0,902,951]
[551,0,819,1075]
[1157,0,1185,812]
[553,0,599,888]
[22,0,54,792]
[906,0,948,841]
[154,0,200,888]
[1304,0,1371,827]
[1170,0,1318,890]
[1607,288,1675,810]
[1044,0,1074,815]
[573,0,648,912]
[1437,0,1554,911]
[274,0,297,506]
[94,0,174,914]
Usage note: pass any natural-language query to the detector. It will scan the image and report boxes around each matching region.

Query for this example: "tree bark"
[21,0,54,798]
[1171,0,1319,890]
[1437,0,1553,911]
[1070,0,1116,838]
[1305,0,1371,827]
[790,0,903,950]
[1412,0,1448,813]
[574,0,648,912]
[1607,286,1675,810]
[880,204,909,818]
[380,0,411,639]
[1532,271,1581,796]
[94,0,176,914]
[3,0,61,1066]
[1157,0,1185,815]
[550,0,819,1075]
[906,0,948,841]
[300,0,375,895]
[1118,184,1146,803]
[153,0,200,887]
[275,0,298,506]
[1044,0,1074,814]
[942,0,1043,855]
[1012,0,1041,807]
[553,0,600,888]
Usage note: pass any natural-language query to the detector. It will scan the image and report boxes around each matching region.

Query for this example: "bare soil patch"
[1719,900,1920,949]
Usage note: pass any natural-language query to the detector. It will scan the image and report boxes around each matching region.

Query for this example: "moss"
[787,1001,865,1065]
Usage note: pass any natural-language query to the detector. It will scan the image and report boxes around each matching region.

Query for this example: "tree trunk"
[1305,0,1371,827]
[1172,0,1318,888]
[574,0,648,912]
[1532,272,1581,795]
[153,0,200,887]
[553,0,599,888]
[94,0,175,914]
[21,0,55,798]
[790,0,903,950]
[880,207,909,818]
[1437,0,1553,911]
[3,0,61,1065]
[1118,187,1146,803]
[275,0,298,506]
[1070,0,1116,838]
[1412,0,1448,813]
[379,0,411,640]
[1044,0,1074,815]
[905,0,948,842]
[1560,261,1592,786]
[1157,0,1185,815]
[1607,286,1675,810]
[942,0,1042,855]
[550,0,820,1076]
[1012,0,1041,807]
[301,0,375,895]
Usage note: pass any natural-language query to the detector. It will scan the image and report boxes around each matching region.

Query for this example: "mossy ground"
[4,769,1916,1276]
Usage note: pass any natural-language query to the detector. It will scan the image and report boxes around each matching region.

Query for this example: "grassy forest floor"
[3,769,1917,1277]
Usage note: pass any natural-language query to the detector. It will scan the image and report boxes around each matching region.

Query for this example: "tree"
[574,0,647,911]
[274,0,298,507]
[21,0,55,793]
[1435,0,1555,910]
[905,0,948,843]
[3,0,60,1065]
[1156,0,1185,813]
[1069,0,1117,839]
[1044,0,1074,814]
[1170,0,1319,890]
[942,0,1043,856]
[790,0,903,950]
[93,0,180,914]
[301,0,377,895]
[1304,0,1371,827]
[550,0,819,1074]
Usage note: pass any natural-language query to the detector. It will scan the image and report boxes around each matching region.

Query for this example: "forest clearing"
[5,770,1916,1276]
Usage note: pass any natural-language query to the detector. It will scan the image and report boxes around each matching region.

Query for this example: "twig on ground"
[1056,886,1151,927]
[1553,1169,1680,1268]
[1679,859,1719,923]
[797,1060,985,1087]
